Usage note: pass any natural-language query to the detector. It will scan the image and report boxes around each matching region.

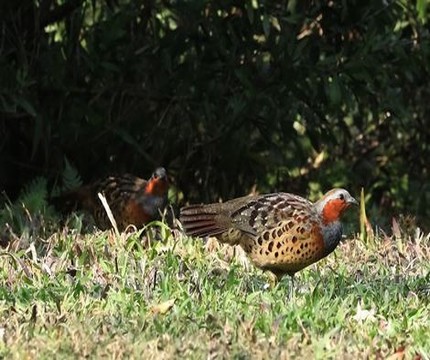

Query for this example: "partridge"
[52,167,169,231]
[180,188,357,280]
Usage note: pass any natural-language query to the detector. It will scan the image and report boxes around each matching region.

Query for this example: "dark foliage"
[1,0,429,227]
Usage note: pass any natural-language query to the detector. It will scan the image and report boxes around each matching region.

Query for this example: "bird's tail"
[179,203,228,238]
[50,188,90,214]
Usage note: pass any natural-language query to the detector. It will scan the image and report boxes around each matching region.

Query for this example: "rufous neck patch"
[145,177,168,196]
[322,198,347,224]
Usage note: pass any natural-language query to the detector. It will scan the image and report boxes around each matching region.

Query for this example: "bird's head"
[315,188,358,224]
[145,167,169,196]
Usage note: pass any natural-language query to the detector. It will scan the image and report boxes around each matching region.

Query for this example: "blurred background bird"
[51,167,169,231]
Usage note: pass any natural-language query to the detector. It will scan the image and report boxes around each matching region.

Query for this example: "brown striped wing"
[227,193,314,235]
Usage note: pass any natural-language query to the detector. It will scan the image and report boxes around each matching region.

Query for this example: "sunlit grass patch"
[0,219,429,358]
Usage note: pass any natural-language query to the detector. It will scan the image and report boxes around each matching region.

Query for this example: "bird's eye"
[339,193,345,200]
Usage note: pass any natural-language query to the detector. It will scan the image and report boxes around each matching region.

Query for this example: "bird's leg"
[288,274,295,300]
[265,271,279,290]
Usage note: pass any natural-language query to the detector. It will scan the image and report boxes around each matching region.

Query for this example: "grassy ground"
[0,219,429,359]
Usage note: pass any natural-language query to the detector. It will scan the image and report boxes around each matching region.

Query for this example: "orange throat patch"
[322,198,348,224]
[145,178,168,196]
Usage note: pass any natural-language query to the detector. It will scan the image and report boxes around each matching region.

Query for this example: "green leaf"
[328,76,342,106]
[262,14,270,38]
[417,0,429,23]
[62,158,83,190]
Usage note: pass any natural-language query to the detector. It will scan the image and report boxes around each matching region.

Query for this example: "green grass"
[0,222,429,359]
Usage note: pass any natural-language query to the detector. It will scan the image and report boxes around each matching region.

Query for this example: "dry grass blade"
[0,252,32,278]
[359,188,374,244]
[98,192,120,237]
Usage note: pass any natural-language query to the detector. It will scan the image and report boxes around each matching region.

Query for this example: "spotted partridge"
[180,188,357,280]
[52,167,169,231]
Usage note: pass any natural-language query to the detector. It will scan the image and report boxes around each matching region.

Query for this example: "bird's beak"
[151,168,167,181]
[348,196,359,206]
